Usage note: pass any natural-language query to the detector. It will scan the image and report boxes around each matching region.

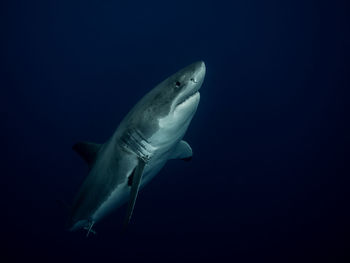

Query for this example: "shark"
[67,61,206,235]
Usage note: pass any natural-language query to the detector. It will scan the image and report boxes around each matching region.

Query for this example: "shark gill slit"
[120,128,153,162]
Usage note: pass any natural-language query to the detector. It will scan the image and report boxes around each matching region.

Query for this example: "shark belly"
[87,125,177,224]
[91,151,170,223]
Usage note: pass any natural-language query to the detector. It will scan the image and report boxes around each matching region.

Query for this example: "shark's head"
[126,61,206,148]
[156,60,205,122]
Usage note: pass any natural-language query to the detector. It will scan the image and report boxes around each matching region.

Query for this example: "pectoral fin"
[170,140,193,161]
[123,159,146,228]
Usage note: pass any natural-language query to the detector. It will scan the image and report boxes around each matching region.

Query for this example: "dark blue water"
[2,0,349,262]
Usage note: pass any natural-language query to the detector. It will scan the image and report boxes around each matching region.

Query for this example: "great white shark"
[68,61,206,235]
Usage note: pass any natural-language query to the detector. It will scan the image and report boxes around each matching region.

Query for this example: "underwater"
[1,0,348,262]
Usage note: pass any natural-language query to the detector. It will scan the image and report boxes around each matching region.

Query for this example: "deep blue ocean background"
[1,0,349,262]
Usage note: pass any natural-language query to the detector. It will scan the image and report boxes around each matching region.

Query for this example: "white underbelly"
[91,157,168,222]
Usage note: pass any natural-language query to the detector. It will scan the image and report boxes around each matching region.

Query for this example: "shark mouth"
[176,90,200,108]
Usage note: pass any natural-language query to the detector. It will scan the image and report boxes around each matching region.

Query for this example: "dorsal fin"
[72,141,102,168]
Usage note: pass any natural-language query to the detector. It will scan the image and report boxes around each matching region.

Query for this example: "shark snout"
[190,61,206,86]
[194,61,206,73]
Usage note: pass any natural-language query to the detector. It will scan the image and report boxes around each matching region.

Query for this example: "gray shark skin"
[68,61,206,234]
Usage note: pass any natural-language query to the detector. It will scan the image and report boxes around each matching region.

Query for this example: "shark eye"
[175,81,181,87]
